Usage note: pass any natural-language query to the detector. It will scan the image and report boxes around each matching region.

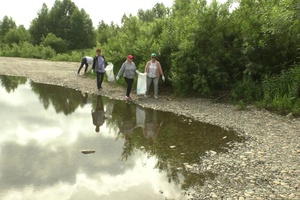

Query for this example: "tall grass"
[231,66,300,115]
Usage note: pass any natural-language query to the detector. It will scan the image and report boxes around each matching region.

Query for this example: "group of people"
[77,48,107,90]
[77,48,165,100]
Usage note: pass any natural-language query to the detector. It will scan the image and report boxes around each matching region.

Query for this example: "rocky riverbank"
[0,57,299,199]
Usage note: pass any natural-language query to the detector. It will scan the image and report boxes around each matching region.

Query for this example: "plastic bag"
[106,62,115,82]
[136,106,146,128]
[137,72,147,95]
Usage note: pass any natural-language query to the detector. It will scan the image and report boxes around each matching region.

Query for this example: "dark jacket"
[92,55,108,72]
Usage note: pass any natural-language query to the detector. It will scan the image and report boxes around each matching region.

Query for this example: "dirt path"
[1,57,299,199]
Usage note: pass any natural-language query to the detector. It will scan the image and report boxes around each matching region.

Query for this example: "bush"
[41,33,68,53]
[0,42,56,59]
[260,66,300,113]
[51,48,97,62]
[231,76,262,103]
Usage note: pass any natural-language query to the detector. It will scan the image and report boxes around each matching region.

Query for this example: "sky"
[0,0,174,29]
[0,0,231,29]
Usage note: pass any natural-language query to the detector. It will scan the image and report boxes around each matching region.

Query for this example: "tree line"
[0,0,300,115]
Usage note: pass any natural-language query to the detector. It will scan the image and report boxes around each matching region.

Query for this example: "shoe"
[144,94,148,98]
[125,96,129,101]
[128,96,132,101]
[154,95,158,99]
[77,73,80,76]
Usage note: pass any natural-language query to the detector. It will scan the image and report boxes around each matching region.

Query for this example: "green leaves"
[29,0,95,51]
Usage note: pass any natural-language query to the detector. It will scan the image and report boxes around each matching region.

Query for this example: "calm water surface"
[0,75,243,200]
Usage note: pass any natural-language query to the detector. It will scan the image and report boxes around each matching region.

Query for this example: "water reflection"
[0,75,244,199]
[91,95,105,133]
[0,75,26,93]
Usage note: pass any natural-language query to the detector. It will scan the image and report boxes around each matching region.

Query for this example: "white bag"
[136,106,146,128]
[137,72,147,95]
[106,62,115,82]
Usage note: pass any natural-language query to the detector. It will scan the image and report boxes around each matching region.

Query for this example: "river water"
[0,75,243,200]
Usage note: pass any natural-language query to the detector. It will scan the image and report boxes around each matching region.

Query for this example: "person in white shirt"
[77,56,93,75]
[144,53,165,99]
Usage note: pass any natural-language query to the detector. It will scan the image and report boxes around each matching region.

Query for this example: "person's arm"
[157,62,163,76]
[116,63,126,79]
[92,56,96,70]
[102,55,108,68]
[157,62,165,81]
[145,62,149,73]
[133,63,139,74]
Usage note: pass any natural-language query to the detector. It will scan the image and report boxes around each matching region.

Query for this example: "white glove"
[162,75,165,82]
[91,70,94,74]
[116,76,119,81]
[135,70,140,75]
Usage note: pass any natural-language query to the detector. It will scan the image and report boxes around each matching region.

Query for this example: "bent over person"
[77,56,93,75]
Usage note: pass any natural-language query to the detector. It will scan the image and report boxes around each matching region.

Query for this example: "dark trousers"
[96,71,105,90]
[77,57,88,74]
[124,77,134,97]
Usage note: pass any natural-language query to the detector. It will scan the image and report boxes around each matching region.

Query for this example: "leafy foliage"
[41,33,68,53]
[3,25,31,45]
[29,0,95,49]
[0,16,16,42]
[1,0,300,114]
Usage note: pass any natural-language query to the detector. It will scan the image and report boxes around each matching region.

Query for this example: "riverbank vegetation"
[0,0,299,115]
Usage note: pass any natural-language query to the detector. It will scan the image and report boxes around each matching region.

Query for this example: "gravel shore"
[1,57,299,199]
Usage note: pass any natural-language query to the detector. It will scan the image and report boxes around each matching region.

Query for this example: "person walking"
[77,56,93,76]
[144,53,165,99]
[92,48,108,91]
[116,55,138,101]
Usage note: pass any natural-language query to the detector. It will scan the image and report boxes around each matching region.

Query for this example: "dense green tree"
[41,33,68,53]
[97,20,119,45]
[0,16,16,42]
[1,0,300,114]
[29,3,49,45]
[69,8,96,49]
[3,25,31,45]
[29,0,95,50]
[48,0,76,41]
[137,3,169,22]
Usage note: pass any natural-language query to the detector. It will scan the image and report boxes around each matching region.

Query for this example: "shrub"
[41,33,68,53]
[231,76,262,103]
[0,42,56,59]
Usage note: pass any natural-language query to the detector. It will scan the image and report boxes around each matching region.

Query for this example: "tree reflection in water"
[106,101,244,190]
[0,75,27,93]
[0,75,244,194]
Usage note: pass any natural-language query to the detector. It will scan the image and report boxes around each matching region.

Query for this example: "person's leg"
[96,71,101,90]
[98,73,105,88]
[146,76,153,95]
[77,57,86,74]
[125,77,133,97]
[153,77,159,97]
[84,63,89,74]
